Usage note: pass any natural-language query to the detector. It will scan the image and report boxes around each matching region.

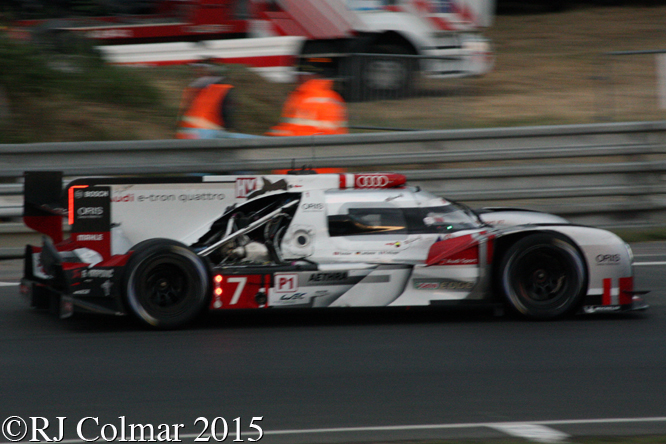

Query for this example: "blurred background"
[0,0,665,142]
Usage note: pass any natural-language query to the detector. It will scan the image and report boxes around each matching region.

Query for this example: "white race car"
[21,171,647,328]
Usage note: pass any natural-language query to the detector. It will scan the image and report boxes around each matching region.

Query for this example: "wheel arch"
[121,237,212,328]
[491,229,590,301]
[367,31,419,55]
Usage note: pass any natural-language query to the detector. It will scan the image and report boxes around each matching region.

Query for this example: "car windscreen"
[403,204,480,234]
[328,204,480,237]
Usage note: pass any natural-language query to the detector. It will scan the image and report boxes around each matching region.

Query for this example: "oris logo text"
[77,207,104,216]
[596,254,621,264]
[355,175,389,188]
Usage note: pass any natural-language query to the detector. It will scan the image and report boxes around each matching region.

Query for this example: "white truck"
[14,0,495,96]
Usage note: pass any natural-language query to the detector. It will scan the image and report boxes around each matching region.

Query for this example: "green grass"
[611,227,666,243]
[0,33,165,143]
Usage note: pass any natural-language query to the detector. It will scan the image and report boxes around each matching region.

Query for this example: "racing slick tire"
[123,238,210,329]
[499,233,587,319]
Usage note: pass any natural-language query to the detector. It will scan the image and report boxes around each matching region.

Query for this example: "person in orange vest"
[266,62,348,137]
[176,60,237,139]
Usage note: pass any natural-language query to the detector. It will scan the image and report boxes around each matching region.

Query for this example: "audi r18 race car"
[20,170,647,328]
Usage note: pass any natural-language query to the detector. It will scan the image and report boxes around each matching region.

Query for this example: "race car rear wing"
[23,171,66,244]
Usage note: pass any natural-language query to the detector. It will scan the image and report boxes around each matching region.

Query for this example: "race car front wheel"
[500,233,586,319]
[123,239,210,329]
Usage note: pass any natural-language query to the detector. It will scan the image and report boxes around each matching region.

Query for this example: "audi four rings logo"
[356,175,389,187]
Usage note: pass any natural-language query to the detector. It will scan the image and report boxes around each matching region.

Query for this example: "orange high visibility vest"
[176,84,233,139]
[266,79,348,137]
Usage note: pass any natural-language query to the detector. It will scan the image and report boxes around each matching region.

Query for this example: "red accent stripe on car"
[619,276,634,305]
[602,278,612,305]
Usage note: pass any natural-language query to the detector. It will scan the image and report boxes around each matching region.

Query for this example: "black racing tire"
[123,238,210,329]
[499,233,586,319]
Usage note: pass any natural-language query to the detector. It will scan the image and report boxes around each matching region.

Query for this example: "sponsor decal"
[75,189,109,199]
[413,278,474,291]
[112,194,134,202]
[72,186,110,236]
[81,268,114,279]
[178,193,225,202]
[583,305,622,314]
[130,193,226,203]
[596,254,621,265]
[274,273,298,293]
[101,279,113,297]
[441,257,478,265]
[78,190,109,198]
[76,234,104,242]
[415,282,439,290]
[384,237,421,248]
[87,29,132,39]
[235,177,258,198]
[246,178,288,199]
[301,203,324,211]
[279,292,306,301]
[77,206,104,218]
[185,24,231,33]
[307,272,348,283]
[355,175,389,188]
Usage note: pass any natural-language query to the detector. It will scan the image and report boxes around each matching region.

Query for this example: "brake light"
[68,185,88,225]
[214,275,223,296]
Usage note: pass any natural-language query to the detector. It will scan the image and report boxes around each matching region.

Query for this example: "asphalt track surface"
[1,243,666,444]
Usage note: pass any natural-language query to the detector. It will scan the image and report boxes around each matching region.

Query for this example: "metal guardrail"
[1,120,666,257]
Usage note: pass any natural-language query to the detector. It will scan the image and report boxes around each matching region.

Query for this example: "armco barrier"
[1,121,666,257]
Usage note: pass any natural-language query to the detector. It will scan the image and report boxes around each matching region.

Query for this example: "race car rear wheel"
[123,239,209,329]
[499,233,586,319]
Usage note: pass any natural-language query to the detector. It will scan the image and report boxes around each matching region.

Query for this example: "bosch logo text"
[75,190,109,199]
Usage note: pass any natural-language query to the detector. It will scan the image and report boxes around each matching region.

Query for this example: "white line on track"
[634,261,666,266]
[257,416,666,435]
[6,417,666,444]
[0,282,18,287]
[489,423,569,443]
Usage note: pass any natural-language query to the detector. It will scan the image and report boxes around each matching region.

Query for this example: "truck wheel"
[123,239,209,329]
[499,233,586,319]
[360,44,416,100]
